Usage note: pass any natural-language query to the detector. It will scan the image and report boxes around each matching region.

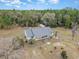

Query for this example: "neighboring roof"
[24,27,54,40]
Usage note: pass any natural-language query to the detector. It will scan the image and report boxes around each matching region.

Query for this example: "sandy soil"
[0,27,79,59]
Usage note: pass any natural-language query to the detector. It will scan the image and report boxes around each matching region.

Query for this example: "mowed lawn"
[0,27,79,59]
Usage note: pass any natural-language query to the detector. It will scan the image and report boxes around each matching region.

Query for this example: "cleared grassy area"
[0,27,79,39]
[0,27,24,38]
[0,27,79,59]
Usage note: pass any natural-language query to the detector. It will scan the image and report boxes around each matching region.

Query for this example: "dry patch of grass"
[0,27,79,59]
[0,27,24,38]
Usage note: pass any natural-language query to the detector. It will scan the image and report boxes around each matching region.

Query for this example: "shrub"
[61,51,68,59]
[12,37,24,50]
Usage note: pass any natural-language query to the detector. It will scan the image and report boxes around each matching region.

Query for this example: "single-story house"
[24,27,54,41]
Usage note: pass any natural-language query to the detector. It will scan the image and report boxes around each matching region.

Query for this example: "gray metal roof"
[25,27,53,40]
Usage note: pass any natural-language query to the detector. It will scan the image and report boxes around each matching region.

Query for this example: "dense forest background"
[0,8,79,29]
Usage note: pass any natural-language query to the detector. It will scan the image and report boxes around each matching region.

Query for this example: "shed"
[24,27,54,41]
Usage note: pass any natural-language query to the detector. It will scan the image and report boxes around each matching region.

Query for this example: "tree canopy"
[0,8,79,29]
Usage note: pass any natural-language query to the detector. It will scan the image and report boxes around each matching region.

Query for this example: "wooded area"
[0,8,79,29]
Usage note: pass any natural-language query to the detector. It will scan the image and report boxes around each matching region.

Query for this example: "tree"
[71,22,78,40]
[63,14,72,28]
[56,13,63,26]
[41,12,57,27]
[0,14,13,29]
[0,8,79,29]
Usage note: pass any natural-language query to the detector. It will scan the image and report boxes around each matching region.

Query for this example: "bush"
[61,51,68,59]
[12,37,24,50]
[29,39,35,45]
[0,9,79,29]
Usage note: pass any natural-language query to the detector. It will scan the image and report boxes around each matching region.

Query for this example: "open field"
[0,27,24,38]
[0,27,79,59]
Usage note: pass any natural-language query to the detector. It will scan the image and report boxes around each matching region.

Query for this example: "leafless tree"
[71,22,78,40]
